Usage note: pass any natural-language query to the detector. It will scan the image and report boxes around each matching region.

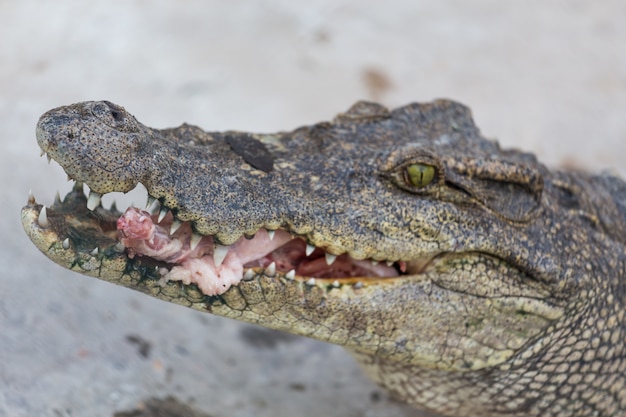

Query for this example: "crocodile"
[21,100,626,416]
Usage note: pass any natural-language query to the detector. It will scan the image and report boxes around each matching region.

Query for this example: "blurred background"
[1,1,625,416]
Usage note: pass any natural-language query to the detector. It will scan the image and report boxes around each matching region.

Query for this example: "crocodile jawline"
[25,182,449,296]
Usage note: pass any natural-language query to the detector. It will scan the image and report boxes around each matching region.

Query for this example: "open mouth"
[25,182,423,297]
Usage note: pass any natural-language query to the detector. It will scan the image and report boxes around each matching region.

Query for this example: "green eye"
[405,163,436,188]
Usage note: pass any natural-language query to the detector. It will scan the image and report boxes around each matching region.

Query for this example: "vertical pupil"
[406,164,435,188]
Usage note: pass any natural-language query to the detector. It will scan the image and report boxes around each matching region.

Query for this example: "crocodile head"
[22,100,626,416]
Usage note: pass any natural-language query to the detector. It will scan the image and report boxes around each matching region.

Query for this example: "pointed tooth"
[67,175,73,182]
[332,280,340,288]
[267,230,275,241]
[109,200,118,213]
[40,149,45,157]
[285,269,295,280]
[243,269,256,281]
[157,206,169,223]
[386,261,394,267]
[170,219,182,234]
[305,278,316,286]
[190,233,203,251]
[38,206,49,228]
[149,202,160,215]
[62,238,70,250]
[265,261,276,276]
[86,191,102,211]
[305,243,316,256]
[353,281,363,289]
[90,247,99,256]
[146,195,156,210]
[213,245,229,268]
[28,189,35,204]
[54,191,62,205]
[325,253,337,265]
[47,154,51,164]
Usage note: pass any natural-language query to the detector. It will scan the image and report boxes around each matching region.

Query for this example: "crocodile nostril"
[110,109,123,122]
[102,101,124,122]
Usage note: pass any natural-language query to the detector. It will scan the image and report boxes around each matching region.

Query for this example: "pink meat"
[117,207,292,295]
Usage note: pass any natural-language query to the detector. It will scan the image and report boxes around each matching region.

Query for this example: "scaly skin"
[22,100,626,416]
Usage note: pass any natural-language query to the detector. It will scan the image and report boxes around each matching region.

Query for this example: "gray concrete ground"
[1,1,625,416]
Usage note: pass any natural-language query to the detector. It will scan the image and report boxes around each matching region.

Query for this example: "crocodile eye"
[405,163,436,188]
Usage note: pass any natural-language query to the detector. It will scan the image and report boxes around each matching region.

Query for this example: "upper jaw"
[34,127,438,282]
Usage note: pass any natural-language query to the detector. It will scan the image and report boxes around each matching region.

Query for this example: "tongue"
[117,207,292,295]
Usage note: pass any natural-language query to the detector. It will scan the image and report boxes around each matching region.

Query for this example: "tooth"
[54,191,62,205]
[190,233,203,251]
[325,253,337,265]
[157,206,169,223]
[353,281,363,289]
[149,202,160,215]
[90,247,99,256]
[109,200,118,213]
[38,206,49,228]
[386,261,394,267]
[67,175,73,182]
[28,189,35,204]
[265,262,276,276]
[114,242,126,252]
[213,245,229,268]
[62,238,70,249]
[47,154,51,164]
[285,269,295,280]
[170,219,182,234]
[243,269,255,281]
[332,280,340,288]
[40,149,45,157]
[305,243,316,256]
[305,278,316,286]
[146,196,156,210]
[371,260,379,266]
[86,191,102,211]
[267,230,275,241]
